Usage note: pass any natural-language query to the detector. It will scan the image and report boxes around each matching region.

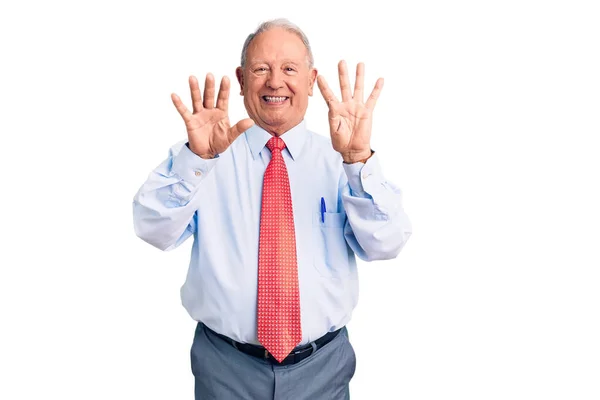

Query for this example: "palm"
[185,108,234,154]
[327,101,373,155]
[172,74,254,158]
[317,61,383,162]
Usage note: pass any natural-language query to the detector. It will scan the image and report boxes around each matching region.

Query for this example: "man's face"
[236,27,318,136]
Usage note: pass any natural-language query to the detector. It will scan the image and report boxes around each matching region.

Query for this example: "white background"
[1,0,599,399]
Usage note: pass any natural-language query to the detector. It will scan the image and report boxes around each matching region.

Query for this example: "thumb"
[328,114,343,134]
[229,118,255,141]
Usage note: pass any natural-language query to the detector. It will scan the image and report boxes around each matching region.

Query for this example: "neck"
[255,118,304,137]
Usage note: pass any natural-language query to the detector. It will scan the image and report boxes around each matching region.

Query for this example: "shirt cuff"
[342,152,385,197]
[171,142,219,185]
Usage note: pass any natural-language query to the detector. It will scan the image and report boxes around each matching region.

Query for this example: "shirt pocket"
[312,211,352,279]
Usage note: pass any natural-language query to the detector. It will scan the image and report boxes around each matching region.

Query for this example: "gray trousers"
[190,322,356,400]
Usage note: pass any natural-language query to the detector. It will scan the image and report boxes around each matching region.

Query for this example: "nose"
[266,69,284,90]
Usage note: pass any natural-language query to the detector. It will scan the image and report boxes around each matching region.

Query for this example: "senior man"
[133,18,412,400]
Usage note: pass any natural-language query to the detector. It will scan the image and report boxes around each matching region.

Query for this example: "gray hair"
[240,18,314,68]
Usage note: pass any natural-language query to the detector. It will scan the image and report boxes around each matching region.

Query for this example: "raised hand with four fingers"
[317,60,383,164]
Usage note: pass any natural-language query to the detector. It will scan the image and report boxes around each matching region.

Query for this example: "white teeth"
[264,96,287,102]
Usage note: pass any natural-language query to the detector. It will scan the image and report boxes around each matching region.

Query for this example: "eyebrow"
[248,59,305,66]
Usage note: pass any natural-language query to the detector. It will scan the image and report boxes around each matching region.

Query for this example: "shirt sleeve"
[340,152,412,261]
[132,141,219,251]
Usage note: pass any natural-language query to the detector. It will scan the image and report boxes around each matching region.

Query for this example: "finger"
[229,118,255,141]
[338,60,352,102]
[365,78,384,110]
[354,62,365,103]
[317,75,339,108]
[216,76,230,112]
[171,93,192,121]
[203,73,215,109]
[189,75,203,113]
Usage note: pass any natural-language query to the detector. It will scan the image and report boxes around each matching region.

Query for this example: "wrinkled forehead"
[246,29,309,66]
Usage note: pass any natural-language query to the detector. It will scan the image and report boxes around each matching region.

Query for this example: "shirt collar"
[245,119,308,161]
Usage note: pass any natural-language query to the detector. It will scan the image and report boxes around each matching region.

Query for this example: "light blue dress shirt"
[133,120,411,345]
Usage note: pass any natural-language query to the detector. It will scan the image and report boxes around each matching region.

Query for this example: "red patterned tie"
[257,136,302,363]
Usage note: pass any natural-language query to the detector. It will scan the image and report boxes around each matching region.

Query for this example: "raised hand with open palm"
[171,74,255,159]
[316,61,383,163]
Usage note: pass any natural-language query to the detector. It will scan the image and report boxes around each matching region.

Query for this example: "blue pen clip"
[320,197,326,223]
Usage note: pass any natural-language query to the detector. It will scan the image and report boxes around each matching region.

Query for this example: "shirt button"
[195,170,202,177]
[362,172,369,179]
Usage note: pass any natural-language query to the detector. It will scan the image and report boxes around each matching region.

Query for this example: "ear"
[235,67,244,95]
[308,68,318,96]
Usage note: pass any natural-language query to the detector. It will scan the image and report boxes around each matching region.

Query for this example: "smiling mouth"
[262,96,289,104]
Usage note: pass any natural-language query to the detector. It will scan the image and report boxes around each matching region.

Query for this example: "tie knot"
[266,137,286,152]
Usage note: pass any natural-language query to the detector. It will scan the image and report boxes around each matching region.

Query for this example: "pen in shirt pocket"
[320,197,326,223]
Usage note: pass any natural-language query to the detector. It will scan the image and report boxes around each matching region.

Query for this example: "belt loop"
[310,341,317,354]
[231,340,238,350]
